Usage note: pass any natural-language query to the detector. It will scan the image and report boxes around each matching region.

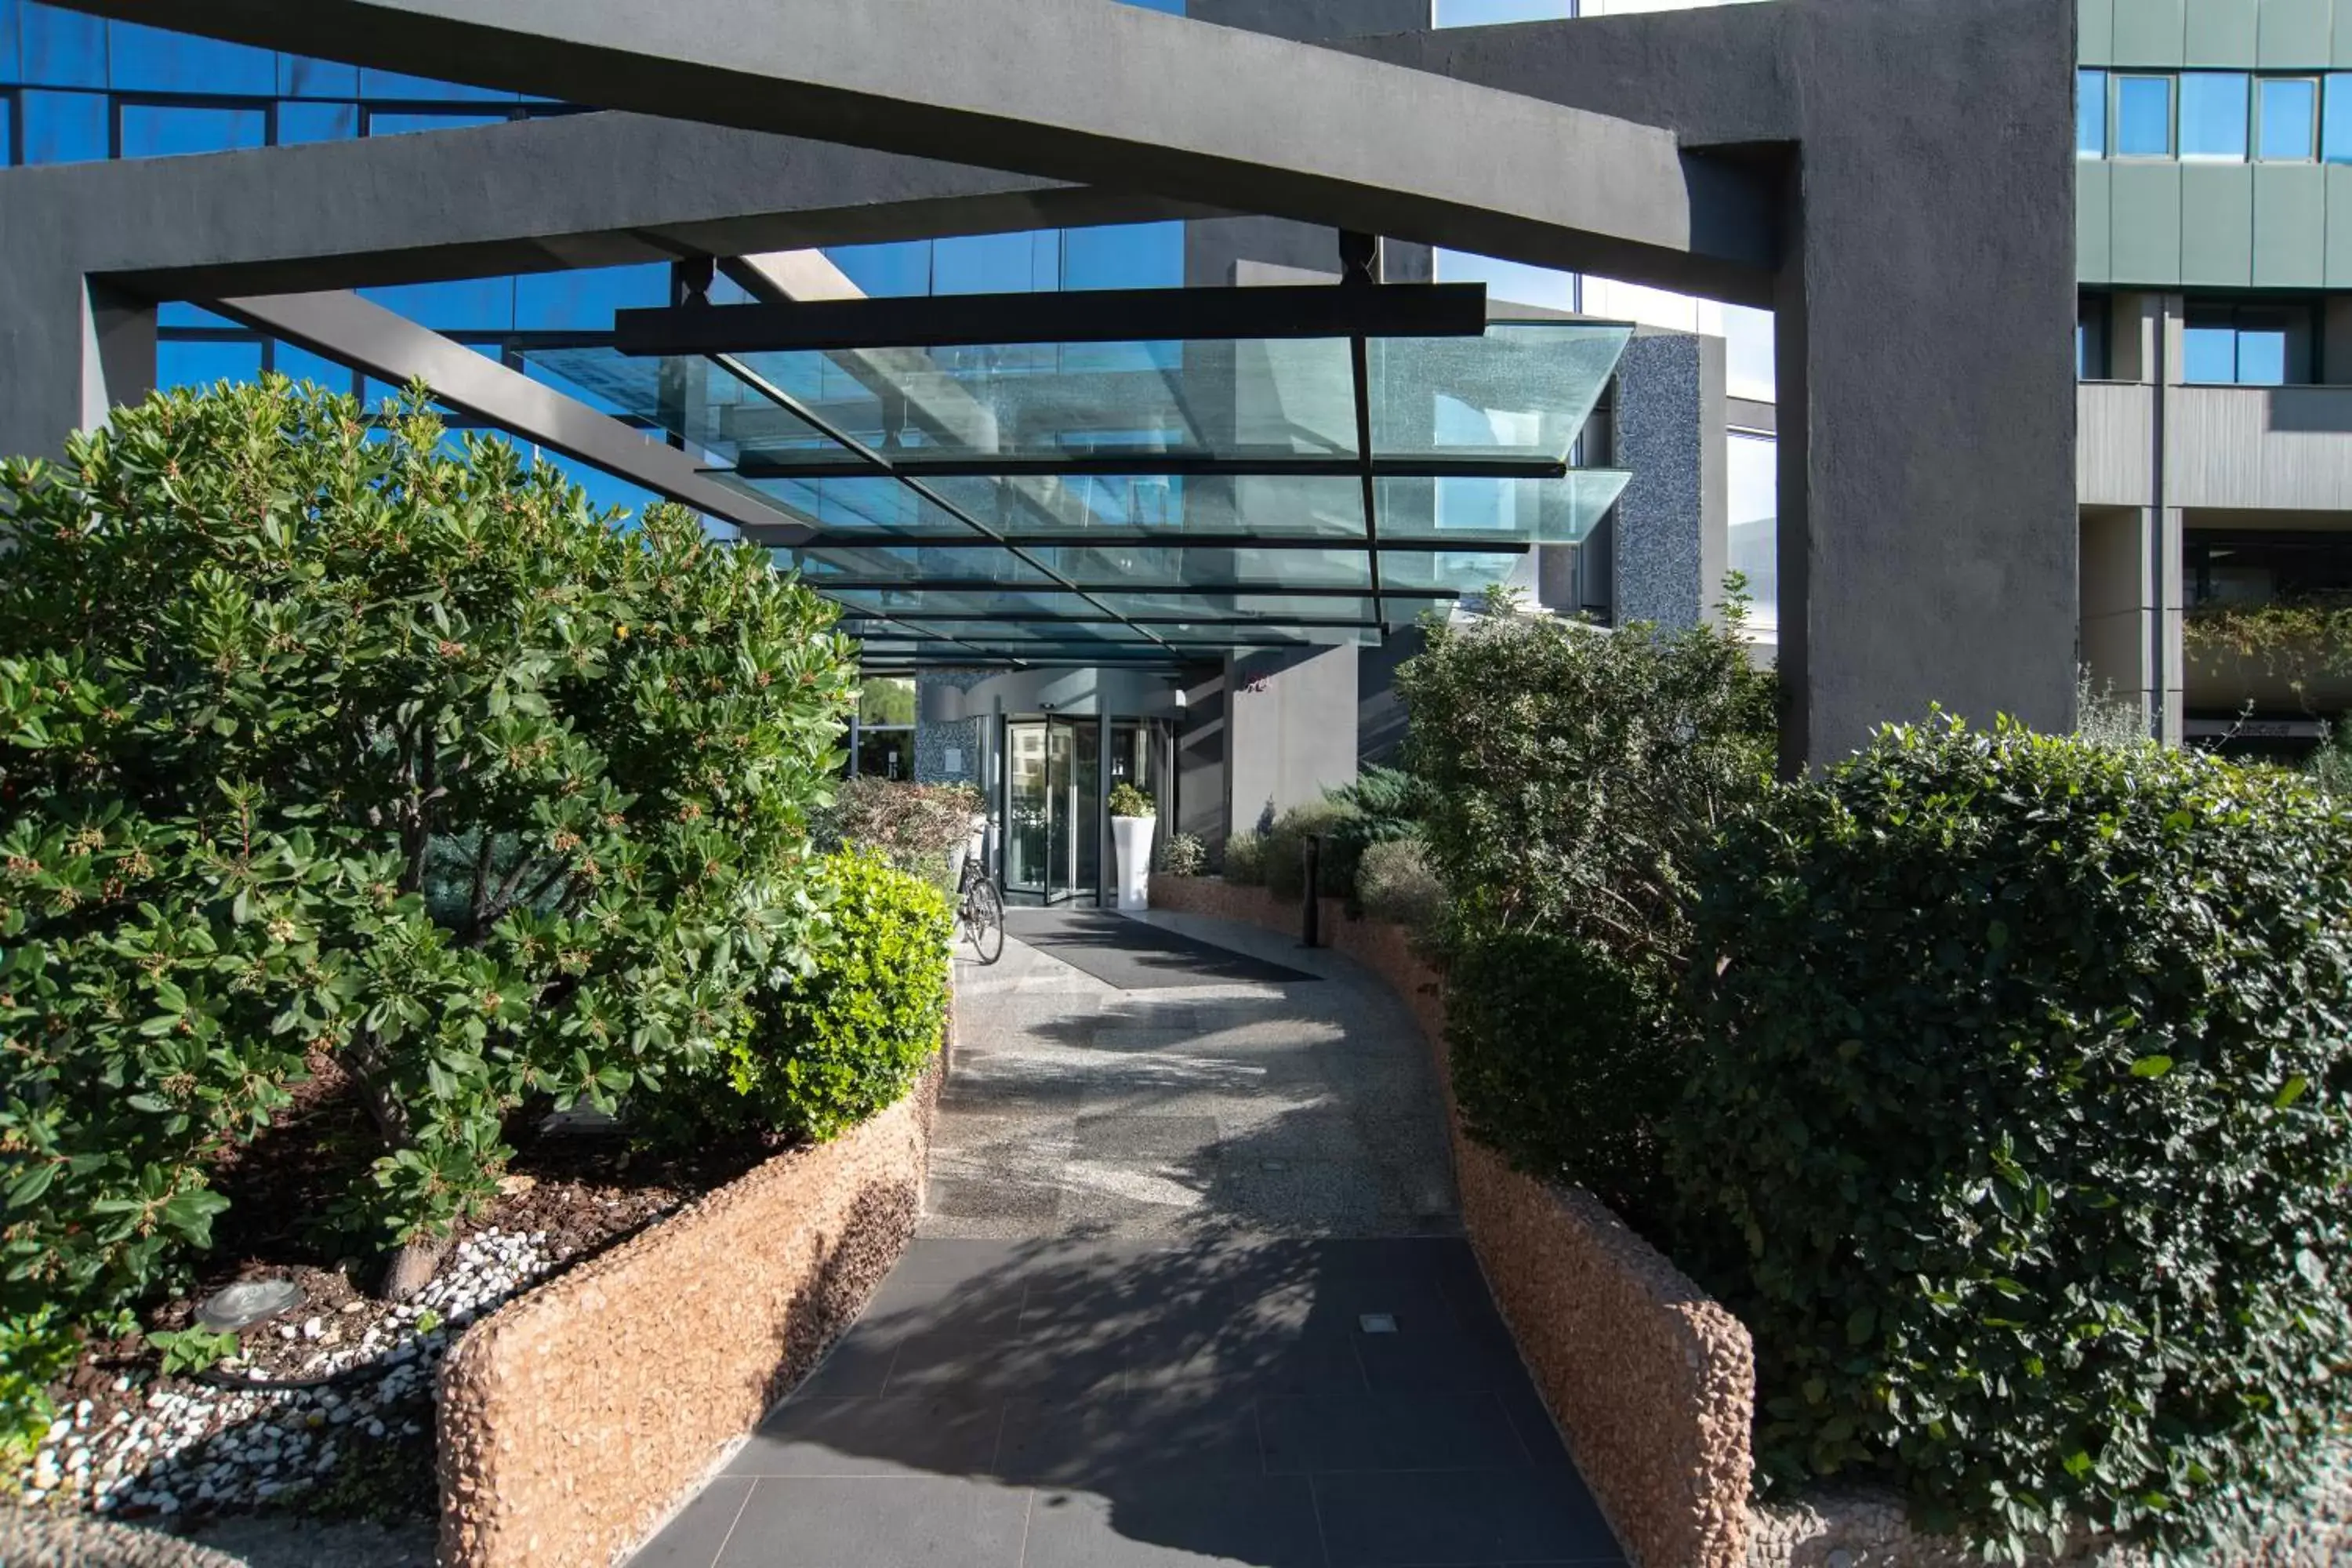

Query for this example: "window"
[516,263,668,331]
[1435,248,1580,314]
[0,0,17,82]
[2259,76,2319,161]
[278,56,358,98]
[106,20,273,95]
[276,101,358,144]
[118,101,266,158]
[270,341,360,397]
[158,337,265,392]
[1726,432,1777,632]
[933,231,1061,295]
[2327,74,2352,162]
[851,677,917,781]
[20,89,105,163]
[1436,0,1572,22]
[1724,303,1775,402]
[2114,74,2174,157]
[2183,302,2311,385]
[1063,223,1185,292]
[19,5,106,89]
[363,108,510,136]
[2077,294,2111,380]
[2179,72,2248,160]
[2078,68,2107,157]
[0,94,12,167]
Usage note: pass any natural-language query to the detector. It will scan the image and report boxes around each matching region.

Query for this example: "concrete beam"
[61,0,1780,303]
[210,290,812,541]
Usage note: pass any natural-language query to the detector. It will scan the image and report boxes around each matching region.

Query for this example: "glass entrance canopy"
[521,286,1632,670]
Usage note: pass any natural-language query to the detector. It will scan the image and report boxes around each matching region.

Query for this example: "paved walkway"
[631,911,1627,1568]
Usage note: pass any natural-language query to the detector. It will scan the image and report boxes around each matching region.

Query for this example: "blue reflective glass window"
[279,55,358,98]
[158,338,264,392]
[360,279,516,333]
[159,303,237,328]
[107,21,272,93]
[0,0,19,82]
[1436,0,1571,22]
[2327,75,2352,162]
[2115,75,2172,157]
[20,5,104,88]
[2178,72,2247,159]
[934,231,1059,295]
[824,241,934,299]
[366,109,509,136]
[277,101,357,144]
[2238,326,2289,383]
[516,263,666,330]
[270,341,359,397]
[20,89,103,163]
[0,98,10,167]
[1063,223,1184,291]
[1117,0,1184,11]
[2260,76,2318,161]
[358,67,515,101]
[2182,325,2238,383]
[2078,69,2107,156]
[120,103,266,159]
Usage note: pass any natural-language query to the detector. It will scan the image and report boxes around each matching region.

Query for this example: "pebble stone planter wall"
[434,1015,950,1568]
[1147,877,2352,1568]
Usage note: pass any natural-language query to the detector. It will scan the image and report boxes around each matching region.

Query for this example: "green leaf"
[2129,1055,2173,1079]
[2274,1075,2310,1109]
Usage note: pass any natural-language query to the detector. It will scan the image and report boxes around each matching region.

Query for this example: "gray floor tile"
[725,1396,1005,1478]
[630,1476,753,1568]
[1021,1474,1327,1568]
[1354,1323,1531,1396]
[713,1476,1030,1567]
[996,1392,1264,1483]
[1074,1112,1224,1160]
[1261,1392,1534,1474]
[785,1330,900,1399]
[1312,1469,1622,1566]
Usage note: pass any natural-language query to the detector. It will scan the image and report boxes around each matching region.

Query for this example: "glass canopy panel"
[782,543,1058,586]
[920,472,1368,539]
[1376,470,1630,544]
[717,474,985,537]
[822,587,1102,619]
[1367,323,1632,462]
[905,619,1149,644]
[1152,622,1378,647]
[1095,591,1379,623]
[720,337,1359,466]
[525,345,818,466]
[1025,545,1375,591]
[1379,550,1535,593]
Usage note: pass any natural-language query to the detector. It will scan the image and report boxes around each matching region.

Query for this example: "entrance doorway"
[1004,717,1099,904]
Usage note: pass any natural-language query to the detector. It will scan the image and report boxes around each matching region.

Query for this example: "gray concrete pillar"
[2078,505,2183,744]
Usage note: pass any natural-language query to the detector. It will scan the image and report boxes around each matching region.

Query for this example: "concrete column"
[0,245,156,463]
[2078,504,2183,744]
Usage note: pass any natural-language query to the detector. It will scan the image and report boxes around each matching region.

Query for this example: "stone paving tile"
[629,914,1634,1568]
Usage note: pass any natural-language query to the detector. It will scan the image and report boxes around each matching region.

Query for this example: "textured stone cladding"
[0,1506,248,1567]
[913,669,988,786]
[1148,875,1755,1567]
[434,1042,947,1568]
[1610,332,1707,631]
[1147,878,2352,1568]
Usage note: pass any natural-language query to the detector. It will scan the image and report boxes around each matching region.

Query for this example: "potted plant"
[1109,782,1158,912]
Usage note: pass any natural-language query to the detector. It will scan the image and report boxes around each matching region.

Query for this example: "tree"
[0,379,858,1306]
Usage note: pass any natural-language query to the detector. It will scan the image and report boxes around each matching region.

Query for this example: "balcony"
[2080,381,2352,512]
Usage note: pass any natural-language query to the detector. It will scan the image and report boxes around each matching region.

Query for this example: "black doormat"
[1001,909,1319,989]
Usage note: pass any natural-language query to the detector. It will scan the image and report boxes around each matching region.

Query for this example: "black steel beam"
[724,452,1570,481]
[777,532,1533,554]
[615,282,1489,356]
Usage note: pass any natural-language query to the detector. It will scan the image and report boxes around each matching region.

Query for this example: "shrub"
[1321,764,1435,909]
[819,777,979,889]
[1354,835,1443,935]
[0,379,857,1319]
[651,851,949,1143]
[1261,799,1361,902]
[1221,830,1265,884]
[1109,782,1155,818]
[1396,591,1773,1204]
[1157,832,1207,877]
[1672,717,2352,1555]
[2074,665,2150,750]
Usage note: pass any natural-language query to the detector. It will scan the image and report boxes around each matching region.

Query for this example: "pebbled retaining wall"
[435,1025,948,1568]
[1149,876,1755,1568]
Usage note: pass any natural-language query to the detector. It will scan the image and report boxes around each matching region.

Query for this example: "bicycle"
[955,830,1005,964]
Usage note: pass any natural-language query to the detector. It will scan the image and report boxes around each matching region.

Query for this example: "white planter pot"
[1112,815,1156,912]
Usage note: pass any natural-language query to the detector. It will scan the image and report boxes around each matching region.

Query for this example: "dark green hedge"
[1673,717,2352,1555]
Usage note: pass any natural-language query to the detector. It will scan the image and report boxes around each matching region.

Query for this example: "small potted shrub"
[1108,782,1157,911]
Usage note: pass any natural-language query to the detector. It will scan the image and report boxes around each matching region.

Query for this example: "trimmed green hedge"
[655,850,951,1144]
[1674,717,2352,1555]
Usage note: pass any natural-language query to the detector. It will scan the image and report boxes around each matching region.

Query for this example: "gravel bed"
[15,1228,552,1521]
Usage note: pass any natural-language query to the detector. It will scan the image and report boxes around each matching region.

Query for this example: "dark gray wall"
[1345,0,2081,763]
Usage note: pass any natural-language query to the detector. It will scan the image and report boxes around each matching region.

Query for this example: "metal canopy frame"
[531,274,1635,670]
